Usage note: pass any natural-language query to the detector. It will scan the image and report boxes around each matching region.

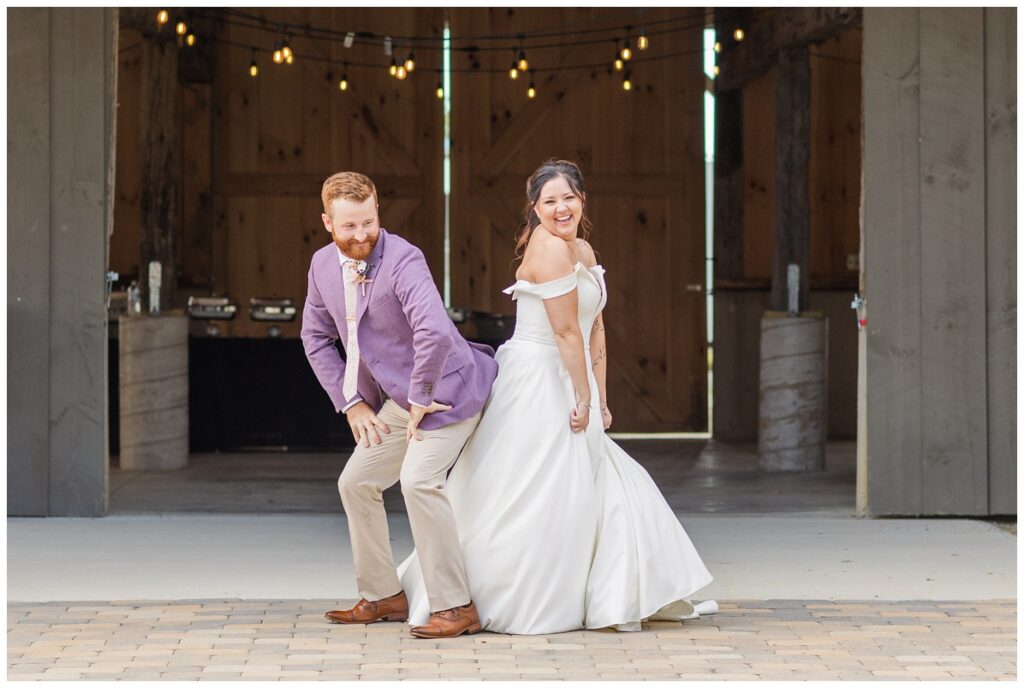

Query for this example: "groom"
[301,171,498,638]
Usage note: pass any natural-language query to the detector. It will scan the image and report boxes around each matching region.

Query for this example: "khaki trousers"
[338,399,480,612]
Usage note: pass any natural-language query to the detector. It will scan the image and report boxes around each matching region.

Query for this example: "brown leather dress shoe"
[325,591,409,624]
[410,601,482,638]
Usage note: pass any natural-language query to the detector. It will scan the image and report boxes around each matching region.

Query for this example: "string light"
[733,28,745,41]
[713,64,720,76]
[272,41,284,64]
[620,39,632,61]
[527,81,536,99]
[622,71,633,91]
[637,28,649,50]
[509,62,519,80]
[281,38,293,60]
[285,53,294,65]
[517,49,528,72]
[714,41,722,53]
[249,59,259,77]
[435,75,444,99]
[175,16,187,36]
[404,51,415,72]
[396,64,408,80]
[156,9,169,26]
[613,41,624,71]
[389,58,398,76]
[186,32,196,47]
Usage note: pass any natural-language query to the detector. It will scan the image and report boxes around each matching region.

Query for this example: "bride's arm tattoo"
[591,348,606,368]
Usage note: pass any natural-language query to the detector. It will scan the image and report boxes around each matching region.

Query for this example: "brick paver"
[7,600,1016,680]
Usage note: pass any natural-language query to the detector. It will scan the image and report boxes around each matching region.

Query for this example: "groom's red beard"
[333,232,379,261]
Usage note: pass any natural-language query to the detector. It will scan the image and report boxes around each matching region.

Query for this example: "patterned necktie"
[342,261,361,400]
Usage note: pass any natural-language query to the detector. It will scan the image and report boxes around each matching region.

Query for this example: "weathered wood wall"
[8,8,117,516]
[864,7,1016,515]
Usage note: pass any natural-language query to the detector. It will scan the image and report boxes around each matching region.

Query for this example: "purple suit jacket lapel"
[355,229,387,326]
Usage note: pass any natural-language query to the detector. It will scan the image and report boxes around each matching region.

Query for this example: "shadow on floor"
[110,439,857,515]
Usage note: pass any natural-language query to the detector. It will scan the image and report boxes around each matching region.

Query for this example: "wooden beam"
[717,7,862,92]
[138,36,179,310]
[771,46,811,312]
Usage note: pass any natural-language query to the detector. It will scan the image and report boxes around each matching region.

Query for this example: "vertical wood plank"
[138,35,179,309]
[48,7,113,515]
[111,28,142,280]
[742,67,775,280]
[863,7,923,515]
[772,46,811,312]
[983,7,1016,515]
[919,8,987,514]
[7,7,52,515]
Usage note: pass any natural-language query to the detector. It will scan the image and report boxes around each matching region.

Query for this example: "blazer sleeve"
[391,245,453,407]
[300,262,362,412]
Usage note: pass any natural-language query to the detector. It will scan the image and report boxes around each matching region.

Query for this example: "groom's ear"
[321,213,332,232]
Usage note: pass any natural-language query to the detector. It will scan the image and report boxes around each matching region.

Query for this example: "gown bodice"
[502,262,608,347]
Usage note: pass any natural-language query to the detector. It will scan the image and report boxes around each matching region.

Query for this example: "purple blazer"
[301,228,498,431]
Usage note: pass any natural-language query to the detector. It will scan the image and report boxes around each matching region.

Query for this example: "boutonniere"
[346,260,374,296]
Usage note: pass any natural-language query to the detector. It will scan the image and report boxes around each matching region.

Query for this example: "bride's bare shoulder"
[518,230,575,283]
[574,238,598,268]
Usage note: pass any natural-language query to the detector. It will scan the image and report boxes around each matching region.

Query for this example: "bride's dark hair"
[514,159,592,260]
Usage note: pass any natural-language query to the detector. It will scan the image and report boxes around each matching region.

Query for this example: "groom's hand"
[346,402,391,448]
[406,402,453,442]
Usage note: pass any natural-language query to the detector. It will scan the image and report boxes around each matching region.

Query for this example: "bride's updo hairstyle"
[514,158,593,260]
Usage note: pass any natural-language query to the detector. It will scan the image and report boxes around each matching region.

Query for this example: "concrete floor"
[109,439,858,515]
[9,439,1015,603]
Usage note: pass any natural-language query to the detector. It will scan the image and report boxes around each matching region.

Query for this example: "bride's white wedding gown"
[397,262,714,634]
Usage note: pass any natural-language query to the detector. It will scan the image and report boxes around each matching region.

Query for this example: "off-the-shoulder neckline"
[510,261,604,288]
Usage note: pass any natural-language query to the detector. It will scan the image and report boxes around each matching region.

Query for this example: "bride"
[398,159,714,635]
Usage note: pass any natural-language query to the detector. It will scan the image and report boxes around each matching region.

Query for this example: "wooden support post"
[771,46,811,312]
[138,36,179,311]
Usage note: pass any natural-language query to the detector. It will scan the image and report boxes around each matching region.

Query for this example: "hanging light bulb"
[714,41,722,53]
[517,49,528,72]
[175,16,187,35]
[620,40,632,61]
[404,51,415,73]
[713,64,720,77]
[389,58,398,77]
[614,56,624,71]
[285,53,294,65]
[339,75,348,91]
[249,60,259,78]
[185,32,196,47]
[623,71,632,91]
[396,64,407,80]
[733,28,745,41]
[281,39,293,60]
[527,81,536,99]
[436,78,444,99]
[272,41,284,64]
[156,9,169,26]
[509,61,519,80]
[637,29,649,50]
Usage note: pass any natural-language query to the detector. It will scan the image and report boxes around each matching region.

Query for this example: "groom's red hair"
[321,172,378,213]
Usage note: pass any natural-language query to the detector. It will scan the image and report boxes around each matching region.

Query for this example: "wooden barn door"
[448,8,708,432]
[211,8,445,338]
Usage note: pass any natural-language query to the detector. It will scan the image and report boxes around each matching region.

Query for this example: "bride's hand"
[601,405,612,430]
[570,402,590,433]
